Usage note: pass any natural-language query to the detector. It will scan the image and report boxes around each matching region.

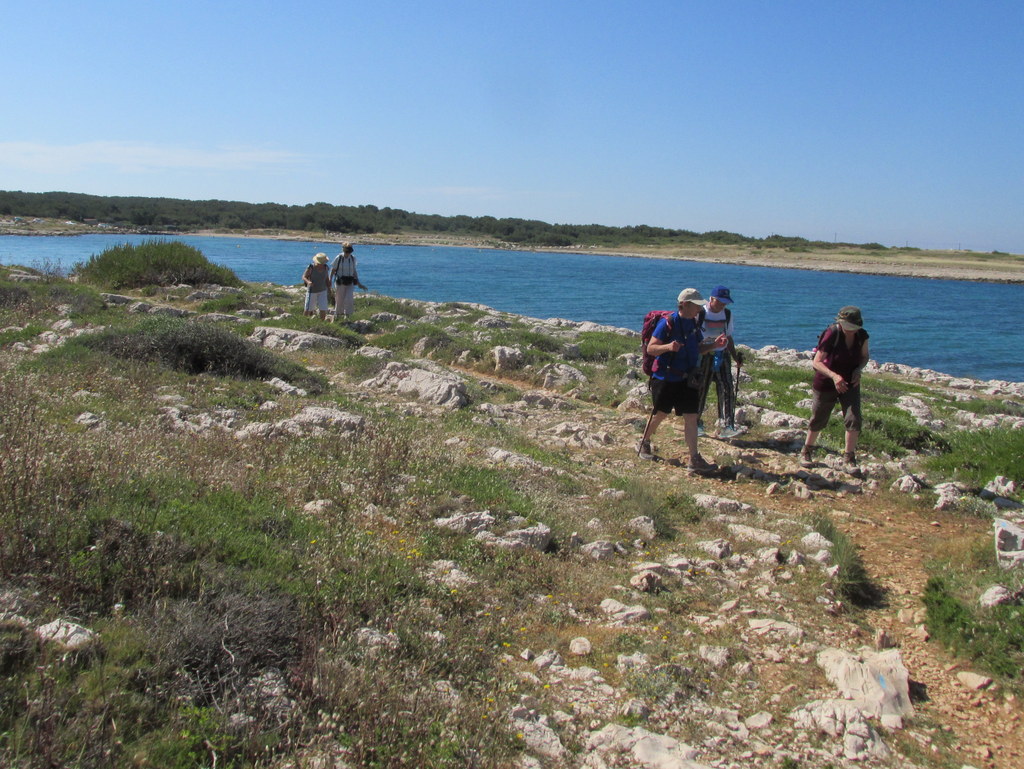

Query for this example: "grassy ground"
[1,256,1023,768]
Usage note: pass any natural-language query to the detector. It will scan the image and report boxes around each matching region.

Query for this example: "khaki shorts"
[809,386,862,432]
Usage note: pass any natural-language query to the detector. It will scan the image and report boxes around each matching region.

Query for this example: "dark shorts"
[650,377,700,416]
[809,386,862,432]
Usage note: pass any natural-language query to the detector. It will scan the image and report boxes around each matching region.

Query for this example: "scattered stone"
[630,570,663,592]
[569,637,592,656]
[693,494,754,514]
[360,361,469,409]
[979,585,1015,607]
[581,540,618,561]
[538,362,587,389]
[249,326,346,352]
[748,618,804,641]
[956,671,993,691]
[816,648,915,720]
[600,599,651,624]
[744,711,773,730]
[509,706,566,759]
[491,345,524,372]
[699,645,730,669]
[697,538,732,559]
[995,518,1024,569]
[789,699,891,761]
[35,620,96,650]
[235,406,364,440]
[434,511,495,534]
[584,723,704,769]
[354,627,401,654]
[478,523,552,551]
[628,516,658,541]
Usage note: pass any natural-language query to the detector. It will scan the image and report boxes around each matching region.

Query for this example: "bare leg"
[683,412,699,459]
[845,430,859,454]
[641,411,669,443]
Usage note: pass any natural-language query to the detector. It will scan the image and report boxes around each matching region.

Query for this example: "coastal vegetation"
[0,189,893,251]
[74,240,243,290]
[1,246,1022,767]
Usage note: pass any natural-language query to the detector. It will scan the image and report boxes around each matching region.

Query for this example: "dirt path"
[842,504,1024,769]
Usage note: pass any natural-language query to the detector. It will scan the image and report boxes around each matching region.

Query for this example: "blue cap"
[711,285,733,304]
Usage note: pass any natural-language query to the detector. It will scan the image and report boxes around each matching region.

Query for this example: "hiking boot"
[799,446,816,468]
[843,451,858,467]
[637,440,655,461]
[686,453,718,474]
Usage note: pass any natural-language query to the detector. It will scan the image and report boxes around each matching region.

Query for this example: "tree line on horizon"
[0,189,889,251]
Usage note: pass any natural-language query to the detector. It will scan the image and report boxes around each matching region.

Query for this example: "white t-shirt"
[702,305,734,340]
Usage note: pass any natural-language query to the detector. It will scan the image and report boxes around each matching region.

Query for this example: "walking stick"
[734,356,742,403]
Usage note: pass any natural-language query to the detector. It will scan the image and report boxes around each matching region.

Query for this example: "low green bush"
[924,427,1024,489]
[75,240,243,289]
[198,294,251,313]
[924,576,1024,679]
[68,316,325,391]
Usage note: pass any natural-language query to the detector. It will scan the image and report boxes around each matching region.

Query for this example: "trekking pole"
[734,356,742,403]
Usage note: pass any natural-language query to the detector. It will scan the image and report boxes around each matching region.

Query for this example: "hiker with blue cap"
[697,285,744,438]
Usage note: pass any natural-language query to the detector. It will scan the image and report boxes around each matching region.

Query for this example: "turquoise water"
[3,233,1023,382]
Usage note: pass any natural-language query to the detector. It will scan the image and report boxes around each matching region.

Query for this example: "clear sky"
[3,0,1022,253]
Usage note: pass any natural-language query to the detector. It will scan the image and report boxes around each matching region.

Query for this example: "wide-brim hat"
[313,252,328,265]
[837,305,863,330]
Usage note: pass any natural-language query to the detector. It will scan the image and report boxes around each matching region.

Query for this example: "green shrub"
[75,240,243,289]
[924,576,1024,679]
[69,316,325,391]
[925,427,1024,490]
[576,330,636,362]
[198,294,251,313]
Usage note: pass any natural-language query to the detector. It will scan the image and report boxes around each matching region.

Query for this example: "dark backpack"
[640,308,707,376]
[814,323,867,359]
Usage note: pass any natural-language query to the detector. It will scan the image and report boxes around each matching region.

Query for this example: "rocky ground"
[4,272,1024,768]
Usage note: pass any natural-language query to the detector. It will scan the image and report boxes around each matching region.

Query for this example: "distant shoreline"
[4,222,1024,284]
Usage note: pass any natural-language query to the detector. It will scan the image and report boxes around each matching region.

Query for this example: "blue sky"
[3,0,1022,253]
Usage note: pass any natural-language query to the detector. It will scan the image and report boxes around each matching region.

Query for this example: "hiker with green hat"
[800,306,870,470]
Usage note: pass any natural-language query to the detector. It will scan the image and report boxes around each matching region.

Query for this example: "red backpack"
[641,308,710,376]
[640,310,675,376]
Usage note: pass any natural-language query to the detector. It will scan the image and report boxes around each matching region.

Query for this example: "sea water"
[2,233,1022,383]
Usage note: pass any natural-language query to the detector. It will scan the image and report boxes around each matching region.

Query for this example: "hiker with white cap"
[800,305,870,469]
[637,288,729,474]
[302,252,331,320]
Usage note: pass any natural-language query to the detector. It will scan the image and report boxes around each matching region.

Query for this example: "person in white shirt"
[697,285,744,438]
[329,242,366,320]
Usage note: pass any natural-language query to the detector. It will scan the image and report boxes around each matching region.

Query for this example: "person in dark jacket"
[800,306,870,468]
